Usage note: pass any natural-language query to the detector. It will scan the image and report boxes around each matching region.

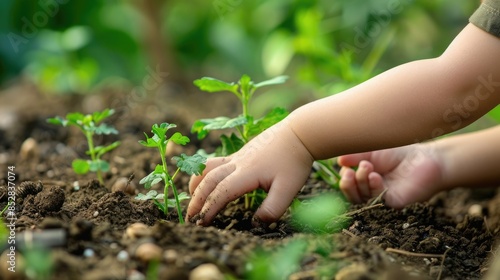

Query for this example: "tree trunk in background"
[136,0,184,92]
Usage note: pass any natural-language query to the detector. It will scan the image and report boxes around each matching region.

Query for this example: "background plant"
[135,123,206,224]
[47,109,120,184]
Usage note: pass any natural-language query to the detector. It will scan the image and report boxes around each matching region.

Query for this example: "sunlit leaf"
[170,132,190,145]
[247,107,289,138]
[254,75,288,88]
[72,159,90,174]
[194,77,238,93]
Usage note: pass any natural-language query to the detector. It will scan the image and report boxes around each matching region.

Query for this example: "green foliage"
[291,193,349,234]
[0,203,10,244]
[246,240,307,280]
[312,159,341,189]
[47,109,120,184]
[192,74,288,209]
[136,123,206,224]
[24,246,54,280]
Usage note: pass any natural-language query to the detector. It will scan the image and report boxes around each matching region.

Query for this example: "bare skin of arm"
[187,23,500,226]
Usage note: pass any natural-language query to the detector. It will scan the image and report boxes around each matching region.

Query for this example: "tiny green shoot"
[192,75,288,208]
[135,123,206,224]
[312,159,341,189]
[47,109,120,184]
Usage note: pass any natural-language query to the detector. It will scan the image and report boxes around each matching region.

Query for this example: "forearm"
[289,24,500,160]
[432,125,500,189]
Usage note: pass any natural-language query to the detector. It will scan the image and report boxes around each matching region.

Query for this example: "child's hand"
[338,144,445,208]
[186,120,314,226]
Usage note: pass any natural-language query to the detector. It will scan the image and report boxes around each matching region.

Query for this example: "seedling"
[312,159,341,189]
[192,75,288,208]
[47,109,120,184]
[135,123,206,224]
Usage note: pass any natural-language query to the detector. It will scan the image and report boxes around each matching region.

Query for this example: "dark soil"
[1,81,500,280]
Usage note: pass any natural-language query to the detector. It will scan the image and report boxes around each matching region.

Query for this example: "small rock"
[468,204,483,217]
[83,248,95,258]
[111,177,137,195]
[117,250,129,262]
[93,211,99,217]
[128,270,146,280]
[124,223,151,241]
[335,263,368,280]
[19,138,39,160]
[134,243,162,263]
[189,263,223,280]
[164,249,178,265]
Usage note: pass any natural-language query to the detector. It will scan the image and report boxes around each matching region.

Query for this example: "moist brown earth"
[1,82,499,280]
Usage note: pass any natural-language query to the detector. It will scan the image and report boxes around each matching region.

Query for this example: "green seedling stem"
[47,109,120,184]
[136,123,206,224]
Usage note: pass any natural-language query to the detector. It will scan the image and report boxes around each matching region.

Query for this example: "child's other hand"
[338,144,444,208]
[186,120,314,226]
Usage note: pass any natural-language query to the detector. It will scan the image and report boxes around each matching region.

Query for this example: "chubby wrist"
[272,116,315,165]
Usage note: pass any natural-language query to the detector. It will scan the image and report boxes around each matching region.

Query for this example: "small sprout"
[47,109,121,184]
[192,75,289,209]
[135,123,206,224]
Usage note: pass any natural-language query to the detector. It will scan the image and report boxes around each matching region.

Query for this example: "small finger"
[368,172,385,198]
[254,177,299,225]
[189,157,230,194]
[339,168,362,204]
[196,170,259,226]
[355,160,374,201]
[186,162,235,221]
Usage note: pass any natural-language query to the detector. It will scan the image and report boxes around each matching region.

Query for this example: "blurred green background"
[2,0,498,120]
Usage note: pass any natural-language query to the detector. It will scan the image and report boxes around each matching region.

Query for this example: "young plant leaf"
[166,192,190,208]
[172,154,207,176]
[194,77,238,93]
[66,112,85,124]
[94,141,121,158]
[239,74,254,97]
[254,75,288,88]
[89,159,110,172]
[247,107,289,138]
[92,108,114,124]
[72,159,90,174]
[94,123,119,135]
[170,132,190,145]
[139,165,165,188]
[46,116,67,126]
[201,116,247,131]
[220,133,245,156]
[191,120,210,140]
[136,190,159,200]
